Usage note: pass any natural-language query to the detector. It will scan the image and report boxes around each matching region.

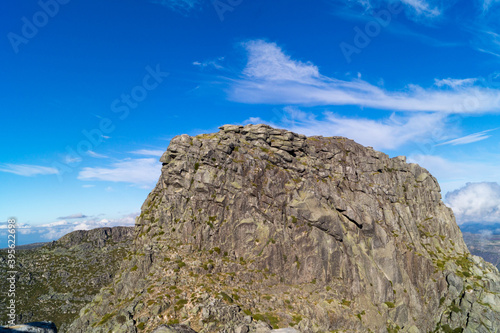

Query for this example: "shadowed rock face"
[69,124,500,332]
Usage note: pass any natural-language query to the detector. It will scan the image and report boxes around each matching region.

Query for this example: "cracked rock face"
[70,124,500,332]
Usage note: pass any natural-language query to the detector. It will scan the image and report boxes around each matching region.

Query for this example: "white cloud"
[39,220,71,228]
[436,128,496,146]
[244,107,448,150]
[446,182,500,224]
[341,1,498,58]
[130,149,165,157]
[87,151,109,159]
[229,40,500,113]
[18,228,34,235]
[77,158,161,186]
[400,0,440,17]
[434,78,477,88]
[37,213,138,241]
[352,0,440,18]
[0,221,34,235]
[0,221,32,230]
[193,57,225,70]
[64,155,82,164]
[477,47,500,58]
[242,40,320,84]
[0,164,59,177]
[467,25,500,60]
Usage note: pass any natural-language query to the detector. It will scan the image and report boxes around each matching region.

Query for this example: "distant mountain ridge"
[0,242,48,251]
[0,226,134,331]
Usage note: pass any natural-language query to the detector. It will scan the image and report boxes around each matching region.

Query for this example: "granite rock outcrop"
[69,124,500,332]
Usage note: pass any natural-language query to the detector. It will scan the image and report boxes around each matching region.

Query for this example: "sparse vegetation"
[384,301,395,309]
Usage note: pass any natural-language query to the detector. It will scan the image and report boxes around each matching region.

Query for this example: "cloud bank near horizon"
[0,213,137,246]
[446,182,500,224]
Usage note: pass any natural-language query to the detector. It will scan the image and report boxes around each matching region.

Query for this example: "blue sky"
[2,0,500,246]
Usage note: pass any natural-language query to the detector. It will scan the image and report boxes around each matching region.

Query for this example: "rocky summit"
[68,124,500,332]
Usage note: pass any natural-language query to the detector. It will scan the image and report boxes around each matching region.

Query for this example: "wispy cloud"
[470,28,500,58]
[87,150,109,159]
[243,106,448,150]
[434,78,477,88]
[436,128,496,146]
[476,47,500,58]
[331,2,461,48]
[0,163,59,177]
[130,149,165,157]
[57,213,87,220]
[149,0,202,14]
[387,23,463,48]
[400,0,440,17]
[337,0,495,57]
[350,0,441,18]
[446,182,500,224]
[77,158,161,187]
[229,40,500,113]
[465,19,500,60]
[242,40,320,84]
[193,57,225,70]
[0,221,32,230]
[481,0,500,12]
[64,155,82,164]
